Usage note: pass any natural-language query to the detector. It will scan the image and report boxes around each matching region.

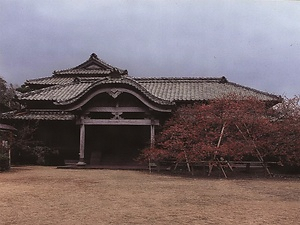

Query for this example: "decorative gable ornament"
[108,88,122,99]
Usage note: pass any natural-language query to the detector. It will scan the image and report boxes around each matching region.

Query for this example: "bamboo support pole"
[235,124,272,176]
[184,150,191,173]
[215,123,229,178]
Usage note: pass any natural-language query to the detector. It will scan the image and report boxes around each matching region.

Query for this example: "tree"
[139,96,285,173]
[10,122,39,164]
[0,129,14,171]
[271,96,300,167]
[0,76,20,112]
[0,76,20,170]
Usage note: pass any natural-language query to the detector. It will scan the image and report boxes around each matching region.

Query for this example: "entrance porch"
[76,118,158,166]
[85,126,150,166]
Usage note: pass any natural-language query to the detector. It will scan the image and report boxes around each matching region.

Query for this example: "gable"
[52,53,127,77]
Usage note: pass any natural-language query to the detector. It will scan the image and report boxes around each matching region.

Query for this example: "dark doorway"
[85,126,150,165]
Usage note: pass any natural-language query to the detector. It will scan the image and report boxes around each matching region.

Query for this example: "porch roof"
[0,123,17,131]
[21,76,174,106]
[1,110,75,121]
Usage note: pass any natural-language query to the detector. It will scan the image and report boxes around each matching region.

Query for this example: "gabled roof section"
[53,53,128,77]
[73,53,114,70]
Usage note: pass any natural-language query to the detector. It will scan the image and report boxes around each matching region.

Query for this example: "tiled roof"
[23,53,280,105]
[21,76,280,105]
[1,110,75,121]
[136,77,280,102]
[7,54,281,122]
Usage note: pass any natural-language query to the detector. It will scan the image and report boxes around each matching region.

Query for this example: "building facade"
[1,53,281,166]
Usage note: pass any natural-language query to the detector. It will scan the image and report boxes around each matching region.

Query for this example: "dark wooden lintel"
[77,118,159,126]
[85,106,147,113]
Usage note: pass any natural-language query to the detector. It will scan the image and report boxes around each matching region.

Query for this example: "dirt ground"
[0,166,299,225]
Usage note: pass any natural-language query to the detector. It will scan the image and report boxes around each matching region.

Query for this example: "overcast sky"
[1,0,299,97]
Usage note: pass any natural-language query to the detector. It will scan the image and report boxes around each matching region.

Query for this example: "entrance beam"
[78,119,159,126]
[86,106,148,113]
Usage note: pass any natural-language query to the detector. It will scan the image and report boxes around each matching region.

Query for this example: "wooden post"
[8,146,11,169]
[77,124,86,166]
[208,162,213,176]
[148,125,155,173]
[150,125,155,148]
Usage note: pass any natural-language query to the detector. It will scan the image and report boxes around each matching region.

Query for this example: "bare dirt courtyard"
[0,166,299,225]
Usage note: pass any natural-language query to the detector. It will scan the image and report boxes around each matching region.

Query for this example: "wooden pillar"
[77,124,86,166]
[150,125,155,148]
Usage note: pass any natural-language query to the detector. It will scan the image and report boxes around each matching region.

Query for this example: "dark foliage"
[11,122,62,166]
[139,95,300,170]
[0,76,20,112]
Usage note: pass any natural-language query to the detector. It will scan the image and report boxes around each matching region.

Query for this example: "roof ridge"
[134,76,226,83]
[134,76,224,80]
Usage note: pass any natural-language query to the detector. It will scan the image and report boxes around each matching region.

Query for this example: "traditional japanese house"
[1,53,281,166]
